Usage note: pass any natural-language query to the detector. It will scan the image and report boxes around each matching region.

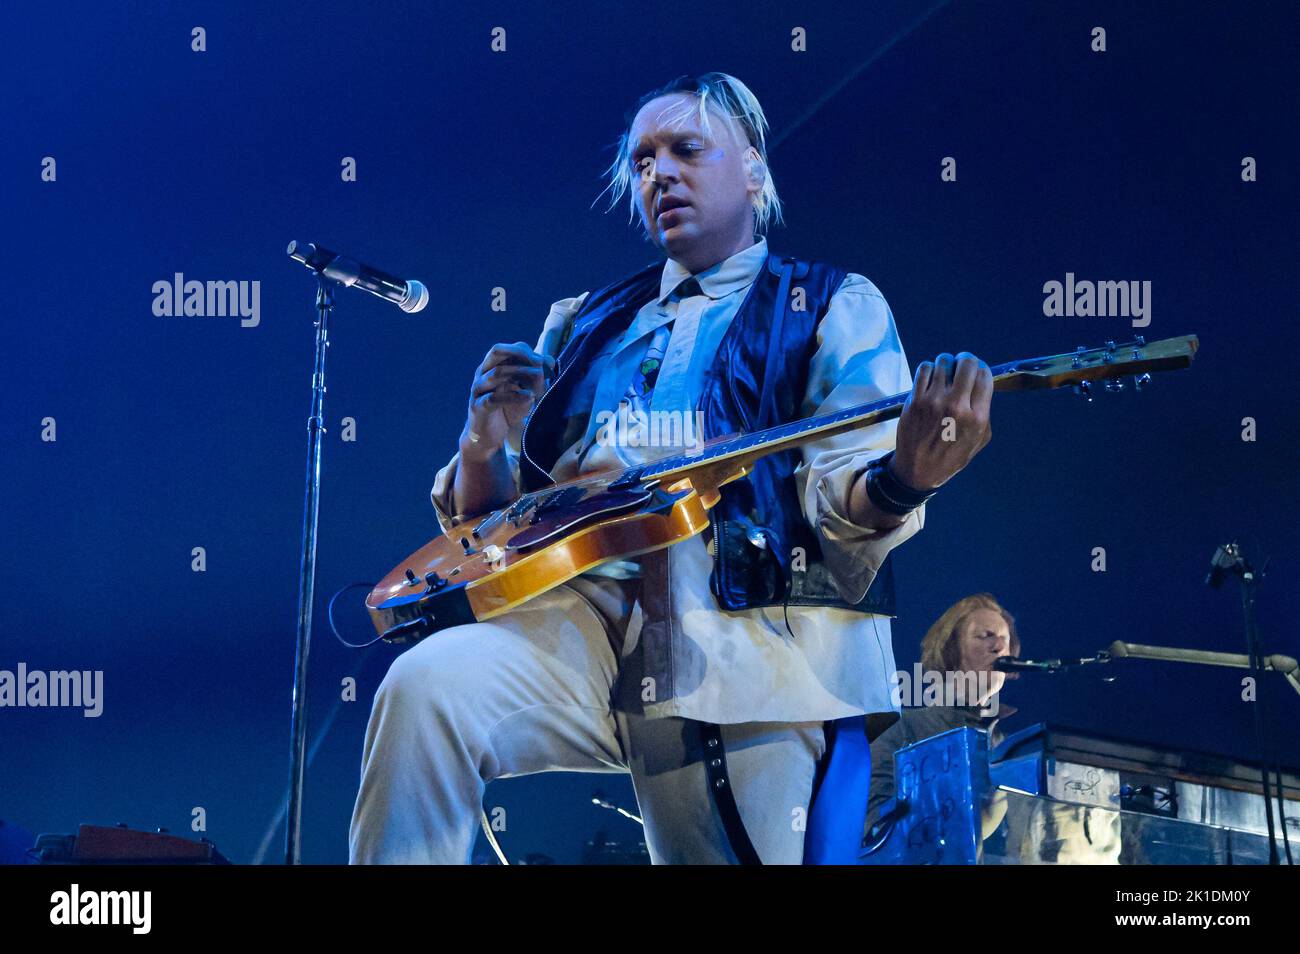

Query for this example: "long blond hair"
[919,593,1020,673]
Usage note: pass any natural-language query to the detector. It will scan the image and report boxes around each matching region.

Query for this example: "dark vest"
[520,250,896,616]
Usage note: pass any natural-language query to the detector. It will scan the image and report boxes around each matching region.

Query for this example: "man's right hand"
[462,341,556,459]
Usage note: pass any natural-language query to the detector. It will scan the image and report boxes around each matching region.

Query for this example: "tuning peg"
[1103,379,1125,393]
[1133,373,1152,391]
[1074,381,1093,402]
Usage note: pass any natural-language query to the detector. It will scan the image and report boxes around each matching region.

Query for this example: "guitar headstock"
[995,335,1198,398]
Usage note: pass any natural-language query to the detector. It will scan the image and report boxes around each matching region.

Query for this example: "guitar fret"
[624,344,1192,486]
[642,391,908,481]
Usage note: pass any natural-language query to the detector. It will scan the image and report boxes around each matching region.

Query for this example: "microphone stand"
[285,274,336,865]
[1105,638,1298,864]
[1105,542,1295,866]
[1206,545,1289,868]
[1225,545,1290,865]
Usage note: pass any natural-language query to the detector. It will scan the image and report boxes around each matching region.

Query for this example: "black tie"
[669,277,704,302]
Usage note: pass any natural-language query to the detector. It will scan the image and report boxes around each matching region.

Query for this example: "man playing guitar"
[349,71,993,864]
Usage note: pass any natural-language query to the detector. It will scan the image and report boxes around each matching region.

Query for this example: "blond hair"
[598,72,784,236]
[919,593,1020,673]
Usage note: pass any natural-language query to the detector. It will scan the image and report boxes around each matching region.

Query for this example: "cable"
[769,0,954,153]
[1251,550,1293,865]
[252,643,387,864]
[1240,567,1283,864]
[781,559,799,641]
[592,790,644,825]
[328,582,385,649]
[251,582,382,863]
[1248,559,1293,865]
[479,810,509,865]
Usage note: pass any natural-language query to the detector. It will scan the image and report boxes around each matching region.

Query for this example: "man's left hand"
[891,351,993,491]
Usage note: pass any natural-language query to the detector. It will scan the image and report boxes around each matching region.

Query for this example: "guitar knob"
[1133,373,1152,391]
[424,571,446,590]
[1073,381,1093,402]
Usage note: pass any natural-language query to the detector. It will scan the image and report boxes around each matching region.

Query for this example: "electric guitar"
[366,335,1198,643]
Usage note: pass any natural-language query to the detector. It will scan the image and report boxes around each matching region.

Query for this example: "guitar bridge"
[529,485,586,523]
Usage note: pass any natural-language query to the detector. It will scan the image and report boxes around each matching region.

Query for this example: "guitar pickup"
[607,467,646,492]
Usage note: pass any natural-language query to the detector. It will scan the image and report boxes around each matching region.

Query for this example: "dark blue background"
[3,0,1297,864]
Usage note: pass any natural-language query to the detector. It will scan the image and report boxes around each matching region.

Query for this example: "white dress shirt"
[431,238,925,724]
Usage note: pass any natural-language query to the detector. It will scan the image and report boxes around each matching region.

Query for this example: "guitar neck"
[523,333,1195,500]
[642,358,1024,485]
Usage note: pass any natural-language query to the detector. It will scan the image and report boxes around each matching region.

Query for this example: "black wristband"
[864,451,935,517]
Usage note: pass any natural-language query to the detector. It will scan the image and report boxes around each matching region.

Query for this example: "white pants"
[348,573,826,864]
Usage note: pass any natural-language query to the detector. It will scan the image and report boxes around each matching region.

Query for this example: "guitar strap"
[699,721,763,865]
[697,257,806,867]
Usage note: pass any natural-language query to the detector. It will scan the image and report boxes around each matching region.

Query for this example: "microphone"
[995,654,1110,673]
[287,241,429,314]
[994,656,1059,673]
[1204,542,1239,589]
